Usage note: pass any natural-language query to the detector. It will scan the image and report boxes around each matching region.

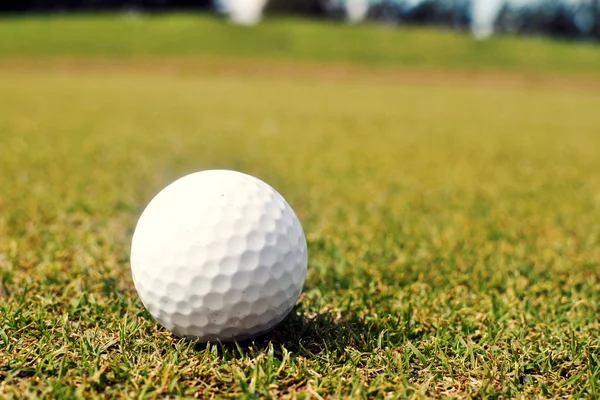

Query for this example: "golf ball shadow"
[186,302,385,360]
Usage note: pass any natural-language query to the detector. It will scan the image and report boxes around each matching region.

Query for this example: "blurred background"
[1,0,599,40]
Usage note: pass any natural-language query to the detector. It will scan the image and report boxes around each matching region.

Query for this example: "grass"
[0,13,599,73]
[1,13,600,399]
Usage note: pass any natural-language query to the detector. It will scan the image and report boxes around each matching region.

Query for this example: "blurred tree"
[589,0,597,35]
[266,0,324,15]
[595,0,600,36]
[0,0,211,12]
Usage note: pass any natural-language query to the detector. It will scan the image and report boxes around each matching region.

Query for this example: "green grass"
[0,13,599,73]
[1,14,600,399]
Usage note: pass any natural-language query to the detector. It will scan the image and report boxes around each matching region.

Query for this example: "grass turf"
[0,13,600,399]
[1,13,600,74]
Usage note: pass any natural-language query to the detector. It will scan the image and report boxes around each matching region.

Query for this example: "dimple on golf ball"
[130,169,308,342]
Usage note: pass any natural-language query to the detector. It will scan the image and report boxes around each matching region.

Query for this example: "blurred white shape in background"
[470,0,506,39]
[345,0,371,23]
[217,0,268,25]
[567,0,597,35]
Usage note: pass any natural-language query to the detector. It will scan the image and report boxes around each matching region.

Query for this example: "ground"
[0,13,599,399]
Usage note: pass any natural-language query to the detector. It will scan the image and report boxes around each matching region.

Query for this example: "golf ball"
[130,170,308,342]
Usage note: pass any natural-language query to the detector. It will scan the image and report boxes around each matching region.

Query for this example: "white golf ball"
[130,170,308,342]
